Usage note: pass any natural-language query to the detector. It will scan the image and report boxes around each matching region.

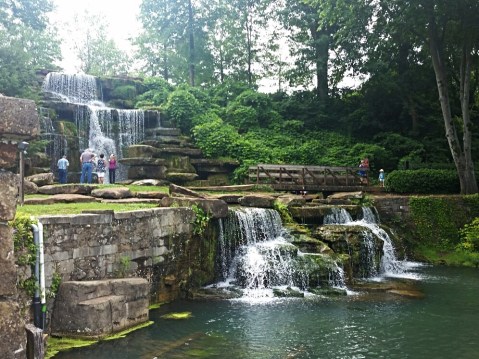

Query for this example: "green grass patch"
[414,244,479,267]
[16,202,158,217]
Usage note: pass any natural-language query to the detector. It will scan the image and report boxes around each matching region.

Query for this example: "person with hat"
[378,169,385,187]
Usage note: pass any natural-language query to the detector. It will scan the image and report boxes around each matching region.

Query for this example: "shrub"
[111,85,137,100]
[386,169,460,194]
[162,89,202,134]
[409,196,467,248]
[458,217,479,252]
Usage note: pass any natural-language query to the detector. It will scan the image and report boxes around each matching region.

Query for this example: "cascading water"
[213,208,346,298]
[42,72,147,182]
[215,208,306,297]
[335,206,407,278]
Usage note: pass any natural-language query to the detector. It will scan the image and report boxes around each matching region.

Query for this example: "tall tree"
[69,11,130,76]
[0,0,61,97]
[312,0,479,193]
[138,0,213,85]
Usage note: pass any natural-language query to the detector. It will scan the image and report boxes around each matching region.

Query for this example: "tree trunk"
[427,9,478,194]
[188,0,195,87]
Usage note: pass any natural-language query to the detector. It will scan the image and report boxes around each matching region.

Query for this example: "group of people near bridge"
[358,157,385,187]
[56,149,118,185]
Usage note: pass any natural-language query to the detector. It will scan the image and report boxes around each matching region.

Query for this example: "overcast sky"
[50,0,142,72]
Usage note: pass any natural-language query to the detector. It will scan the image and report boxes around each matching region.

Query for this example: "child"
[378,169,385,187]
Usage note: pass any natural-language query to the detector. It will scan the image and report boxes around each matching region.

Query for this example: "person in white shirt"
[57,155,69,184]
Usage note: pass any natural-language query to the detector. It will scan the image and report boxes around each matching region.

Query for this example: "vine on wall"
[9,214,38,297]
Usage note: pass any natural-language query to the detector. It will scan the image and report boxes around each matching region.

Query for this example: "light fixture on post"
[18,141,29,206]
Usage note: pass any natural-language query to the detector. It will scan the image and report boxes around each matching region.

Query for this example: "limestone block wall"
[39,207,217,307]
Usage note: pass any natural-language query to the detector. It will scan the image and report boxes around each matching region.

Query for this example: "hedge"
[386,169,459,194]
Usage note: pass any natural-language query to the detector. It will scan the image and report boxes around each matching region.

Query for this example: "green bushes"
[458,218,479,252]
[386,169,459,194]
[409,197,466,248]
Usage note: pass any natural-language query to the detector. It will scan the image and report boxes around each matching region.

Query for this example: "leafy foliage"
[459,218,479,252]
[409,197,467,249]
[191,205,211,236]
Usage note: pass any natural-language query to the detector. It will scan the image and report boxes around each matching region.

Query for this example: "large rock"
[91,187,132,199]
[51,278,149,338]
[24,179,39,194]
[26,172,54,186]
[169,184,204,198]
[38,184,97,195]
[24,194,98,205]
[0,96,39,140]
[238,194,276,208]
[161,197,228,218]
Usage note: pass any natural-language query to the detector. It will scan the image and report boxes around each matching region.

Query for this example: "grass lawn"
[17,202,159,217]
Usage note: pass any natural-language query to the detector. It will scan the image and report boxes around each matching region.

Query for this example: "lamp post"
[18,141,29,206]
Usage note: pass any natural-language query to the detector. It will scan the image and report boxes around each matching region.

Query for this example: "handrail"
[248,164,369,188]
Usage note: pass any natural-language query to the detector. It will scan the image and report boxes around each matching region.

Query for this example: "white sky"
[50,0,142,72]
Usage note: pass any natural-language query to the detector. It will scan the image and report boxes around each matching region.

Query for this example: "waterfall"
[323,207,353,224]
[215,208,309,297]
[43,72,99,104]
[340,207,406,278]
[41,72,147,181]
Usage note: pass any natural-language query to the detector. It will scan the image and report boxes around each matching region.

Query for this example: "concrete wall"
[0,96,40,358]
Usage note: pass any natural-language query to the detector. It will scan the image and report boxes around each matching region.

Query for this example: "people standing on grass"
[97,154,106,184]
[79,148,95,184]
[57,154,69,184]
[108,154,117,184]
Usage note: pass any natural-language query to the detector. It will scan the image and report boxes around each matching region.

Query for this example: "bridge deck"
[248,164,370,192]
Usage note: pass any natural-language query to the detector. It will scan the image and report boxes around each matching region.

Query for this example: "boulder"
[160,197,228,218]
[327,191,363,201]
[131,179,166,186]
[276,194,307,207]
[91,187,132,199]
[134,191,169,199]
[38,184,97,195]
[25,194,98,205]
[238,194,276,208]
[169,184,204,198]
[24,179,39,194]
[165,172,198,183]
[26,172,54,186]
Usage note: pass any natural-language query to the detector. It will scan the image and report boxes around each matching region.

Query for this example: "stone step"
[149,127,181,136]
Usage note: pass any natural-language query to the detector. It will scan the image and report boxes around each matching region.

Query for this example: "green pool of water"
[54,265,479,358]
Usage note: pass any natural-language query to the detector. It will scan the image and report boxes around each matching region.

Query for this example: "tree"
[69,11,130,76]
[0,0,61,97]
[310,0,479,194]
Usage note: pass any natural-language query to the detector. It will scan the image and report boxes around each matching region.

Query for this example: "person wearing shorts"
[97,153,106,184]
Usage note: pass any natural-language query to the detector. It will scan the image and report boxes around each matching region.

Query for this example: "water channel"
[55,265,479,359]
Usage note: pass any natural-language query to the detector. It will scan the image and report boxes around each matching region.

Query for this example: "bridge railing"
[248,164,369,188]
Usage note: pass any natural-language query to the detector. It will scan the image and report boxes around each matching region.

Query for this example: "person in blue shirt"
[379,169,385,187]
[57,154,69,184]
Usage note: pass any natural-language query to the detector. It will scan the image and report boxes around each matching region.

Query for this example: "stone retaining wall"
[39,207,217,308]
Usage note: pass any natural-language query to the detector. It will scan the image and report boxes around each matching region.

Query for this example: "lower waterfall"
[211,206,412,299]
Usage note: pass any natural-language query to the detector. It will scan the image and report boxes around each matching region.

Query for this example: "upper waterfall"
[42,72,101,105]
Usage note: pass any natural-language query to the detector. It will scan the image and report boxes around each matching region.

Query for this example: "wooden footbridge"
[248,164,371,192]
